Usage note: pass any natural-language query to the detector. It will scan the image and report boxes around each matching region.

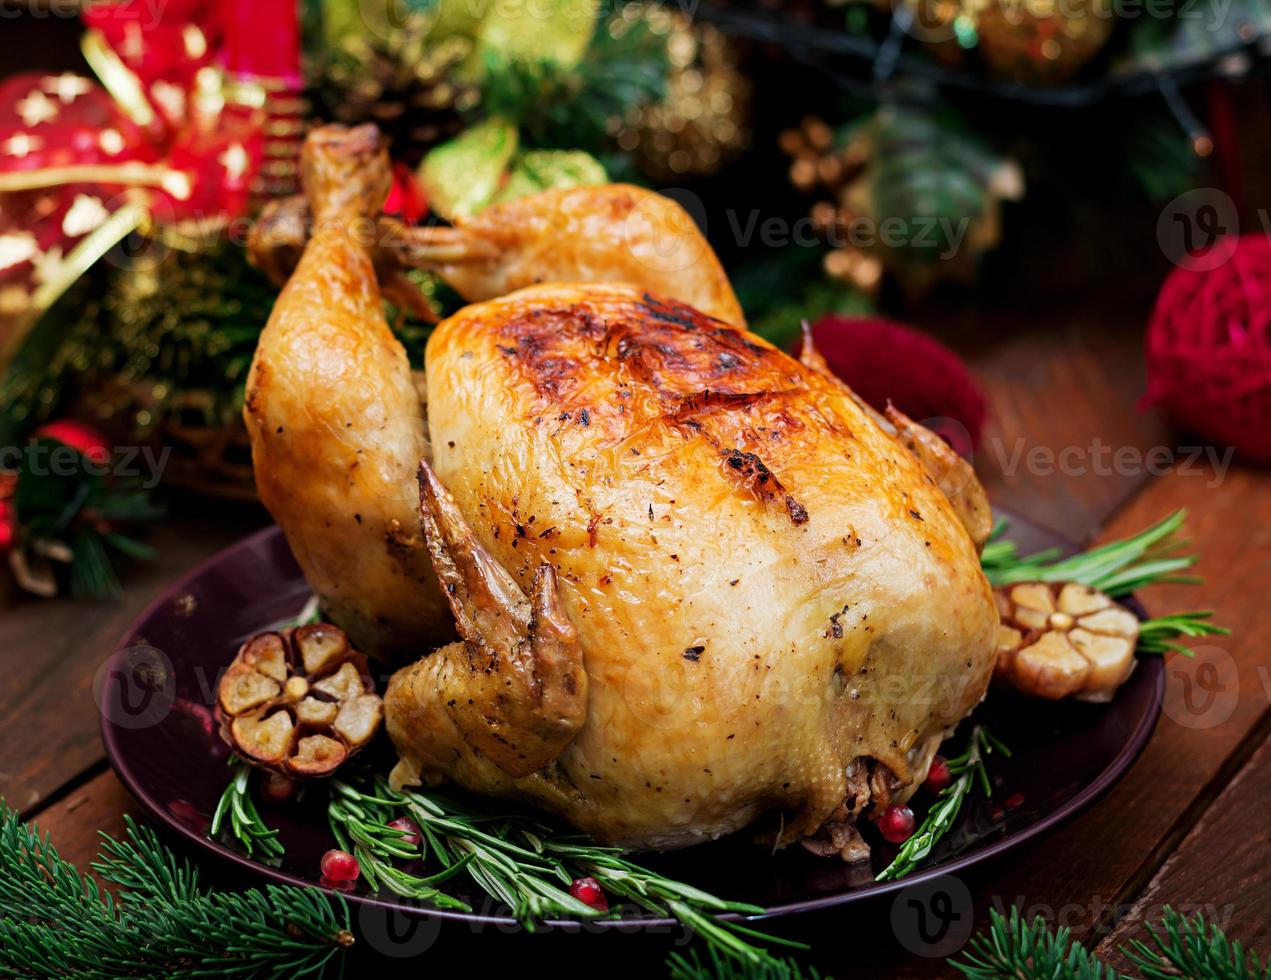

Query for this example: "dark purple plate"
[100,517,1163,927]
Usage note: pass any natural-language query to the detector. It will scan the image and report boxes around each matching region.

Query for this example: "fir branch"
[1125,907,1271,980]
[981,510,1198,596]
[950,906,1119,980]
[210,761,285,860]
[0,802,352,979]
[876,724,1009,881]
[476,16,668,154]
[951,905,1270,980]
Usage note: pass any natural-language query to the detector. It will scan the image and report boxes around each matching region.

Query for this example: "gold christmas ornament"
[609,3,751,179]
[900,0,1118,85]
[976,0,1117,84]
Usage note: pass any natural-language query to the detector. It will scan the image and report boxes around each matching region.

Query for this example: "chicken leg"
[385,462,588,784]
[243,125,452,659]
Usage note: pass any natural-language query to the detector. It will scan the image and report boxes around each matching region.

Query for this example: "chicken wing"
[249,184,744,326]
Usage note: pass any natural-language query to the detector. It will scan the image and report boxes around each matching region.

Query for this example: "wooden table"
[5,280,1267,976]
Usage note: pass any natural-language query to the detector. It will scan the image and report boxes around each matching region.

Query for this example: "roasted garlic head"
[218,624,383,777]
[994,582,1140,702]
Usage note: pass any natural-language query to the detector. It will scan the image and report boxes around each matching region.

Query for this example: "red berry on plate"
[320,849,360,882]
[569,876,609,912]
[388,816,422,846]
[877,804,916,844]
[924,755,952,793]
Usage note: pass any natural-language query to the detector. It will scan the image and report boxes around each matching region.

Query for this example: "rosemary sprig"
[1135,610,1229,656]
[329,776,804,966]
[981,510,1199,596]
[875,724,1010,882]
[210,760,284,860]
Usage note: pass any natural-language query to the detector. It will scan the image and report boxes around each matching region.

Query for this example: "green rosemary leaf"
[876,724,1001,882]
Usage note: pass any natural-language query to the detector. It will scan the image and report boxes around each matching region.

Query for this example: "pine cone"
[308,27,477,166]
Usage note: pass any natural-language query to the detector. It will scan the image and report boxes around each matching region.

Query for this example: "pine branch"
[950,906,1119,980]
[951,905,1271,980]
[1125,907,1271,980]
[0,802,352,979]
[875,724,1009,881]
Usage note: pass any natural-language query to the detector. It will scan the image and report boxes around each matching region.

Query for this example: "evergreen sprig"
[477,17,668,157]
[951,906,1271,980]
[1124,908,1271,980]
[0,801,352,979]
[952,906,1120,980]
[875,724,1009,882]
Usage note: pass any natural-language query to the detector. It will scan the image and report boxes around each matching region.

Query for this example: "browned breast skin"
[386,283,998,850]
[243,126,452,660]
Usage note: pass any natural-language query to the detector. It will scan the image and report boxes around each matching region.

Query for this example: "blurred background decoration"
[0,0,1267,597]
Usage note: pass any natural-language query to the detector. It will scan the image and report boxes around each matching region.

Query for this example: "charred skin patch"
[719,449,809,525]
[492,291,814,526]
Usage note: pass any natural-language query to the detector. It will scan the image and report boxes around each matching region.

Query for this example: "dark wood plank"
[1093,731,1271,973]
[955,299,1169,536]
[0,496,264,813]
[905,461,1271,970]
[25,770,138,872]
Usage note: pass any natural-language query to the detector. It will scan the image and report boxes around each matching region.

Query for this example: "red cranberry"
[320,849,360,882]
[877,804,916,844]
[569,876,609,912]
[923,755,952,793]
[387,816,422,846]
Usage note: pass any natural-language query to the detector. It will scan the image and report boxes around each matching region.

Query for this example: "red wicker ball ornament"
[1144,235,1271,463]
[804,315,988,455]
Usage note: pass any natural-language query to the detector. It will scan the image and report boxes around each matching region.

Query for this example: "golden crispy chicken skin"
[243,125,452,659]
[385,282,998,850]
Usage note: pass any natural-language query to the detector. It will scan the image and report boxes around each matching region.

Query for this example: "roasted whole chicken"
[247,125,998,855]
